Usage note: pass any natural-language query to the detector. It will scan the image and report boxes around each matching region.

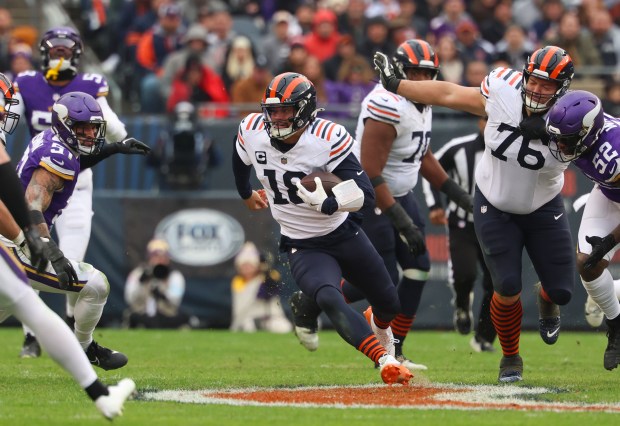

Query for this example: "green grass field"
[0,327,619,425]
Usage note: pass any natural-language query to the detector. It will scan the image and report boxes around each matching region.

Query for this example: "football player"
[374,46,576,382]
[0,91,131,371]
[233,72,412,385]
[11,26,149,357]
[546,90,620,370]
[342,39,473,371]
[0,74,135,419]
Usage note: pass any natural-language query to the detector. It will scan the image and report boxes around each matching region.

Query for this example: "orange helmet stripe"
[401,43,419,65]
[538,46,560,73]
[281,76,309,102]
[268,73,293,100]
[549,55,571,79]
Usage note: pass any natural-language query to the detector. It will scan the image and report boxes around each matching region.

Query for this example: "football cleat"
[19,333,41,358]
[453,307,473,335]
[535,282,561,345]
[498,354,523,383]
[289,291,321,351]
[364,307,395,357]
[604,318,620,370]
[396,354,428,371]
[470,335,496,353]
[95,378,136,420]
[86,341,128,370]
[378,354,413,385]
[585,295,604,328]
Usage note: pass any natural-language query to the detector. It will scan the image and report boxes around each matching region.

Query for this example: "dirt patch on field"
[144,384,620,412]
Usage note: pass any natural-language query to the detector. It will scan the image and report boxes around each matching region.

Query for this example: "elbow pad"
[332,179,364,212]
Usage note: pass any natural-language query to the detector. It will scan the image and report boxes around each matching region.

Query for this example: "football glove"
[440,179,474,213]
[42,238,78,290]
[116,138,151,155]
[384,203,426,256]
[295,178,329,212]
[373,52,402,94]
[19,227,48,273]
[584,234,617,270]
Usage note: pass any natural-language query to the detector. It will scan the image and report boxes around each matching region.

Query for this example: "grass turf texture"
[0,328,618,425]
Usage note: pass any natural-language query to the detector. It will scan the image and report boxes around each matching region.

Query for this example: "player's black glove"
[116,138,151,155]
[373,52,402,94]
[385,202,426,256]
[22,226,48,273]
[584,234,617,270]
[440,179,474,213]
[42,238,78,289]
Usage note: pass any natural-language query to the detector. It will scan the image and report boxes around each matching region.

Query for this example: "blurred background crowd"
[4,0,620,119]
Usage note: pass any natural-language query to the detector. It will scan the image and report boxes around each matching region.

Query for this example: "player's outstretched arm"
[373,51,486,116]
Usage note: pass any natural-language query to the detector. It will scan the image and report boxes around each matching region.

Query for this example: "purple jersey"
[14,70,109,137]
[574,113,620,202]
[15,129,80,227]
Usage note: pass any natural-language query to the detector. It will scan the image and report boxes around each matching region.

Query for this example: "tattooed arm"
[24,168,64,238]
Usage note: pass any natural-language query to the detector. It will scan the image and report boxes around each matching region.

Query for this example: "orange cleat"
[379,354,413,385]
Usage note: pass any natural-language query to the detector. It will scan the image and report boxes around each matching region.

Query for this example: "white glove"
[295,177,328,212]
[12,230,31,260]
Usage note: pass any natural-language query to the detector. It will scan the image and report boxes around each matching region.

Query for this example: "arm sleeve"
[0,161,31,229]
[97,96,128,143]
[232,138,253,199]
[79,143,120,169]
[331,152,375,210]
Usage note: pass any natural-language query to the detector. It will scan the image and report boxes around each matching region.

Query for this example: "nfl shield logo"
[281,157,287,164]
[481,205,487,214]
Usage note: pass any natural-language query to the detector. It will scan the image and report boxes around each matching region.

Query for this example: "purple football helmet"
[546,90,604,162]
[52,92,106,155]
[40,26,83,80]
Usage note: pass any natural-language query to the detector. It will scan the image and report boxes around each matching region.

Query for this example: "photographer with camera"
[124,239,194,328]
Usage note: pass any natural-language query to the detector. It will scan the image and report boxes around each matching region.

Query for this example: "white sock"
[13,289,98,388]
[73,271,109,349]
[582,269,620,321]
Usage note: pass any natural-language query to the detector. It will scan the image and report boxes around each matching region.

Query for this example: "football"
[299,171,342,196]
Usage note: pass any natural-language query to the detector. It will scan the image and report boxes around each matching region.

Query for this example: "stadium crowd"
[3,0,620,117]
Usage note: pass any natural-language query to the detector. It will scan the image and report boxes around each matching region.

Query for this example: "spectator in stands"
[124,238,195,329]
[357,15,395,65]
[303,8,341,62]
[429,0,471,43]
[165,53,229,116]
[365,0,400,20]
[395,0,428,39]
[543,10,602,69]
[602,78,620,117]
[301,55,330,111]
[294,3,315,35]
[337,0,369,43]
[531,0,564,43]
[230,242,292,333]
[262,10,294,75]
[479,0,513,45]
[454,20,495,65]
[461,59,489,87]
[323,34,358,82]
[231,55,272,116]
[493,24,535,71]
[149,101,222,190]
[201,1,236,75]
[160,23,210,103]
[330,55,375,118]
[0,8,13,73]
[5,43,34,81]
[587,8,620,75]
[436,34,465,84]
[136,2,186,113]
[222,35,258,92]
[275,39,307,75]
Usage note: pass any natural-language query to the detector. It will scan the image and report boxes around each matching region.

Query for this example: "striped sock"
[490,293,522,357]
[392,314,414,343]
[358,334,387,364]
[373,315,391,330]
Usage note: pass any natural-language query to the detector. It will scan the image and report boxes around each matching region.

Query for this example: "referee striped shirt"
[422,132,484,227]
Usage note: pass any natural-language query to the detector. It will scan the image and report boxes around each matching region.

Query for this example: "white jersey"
[236,113,354,239]
[476,67,569,214]
[354,84,432,197]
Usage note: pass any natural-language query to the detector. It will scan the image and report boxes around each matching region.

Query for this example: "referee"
[422,116,496,352]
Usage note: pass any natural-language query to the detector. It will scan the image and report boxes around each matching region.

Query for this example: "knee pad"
[546,287,572,306]
[79,267,110,304]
